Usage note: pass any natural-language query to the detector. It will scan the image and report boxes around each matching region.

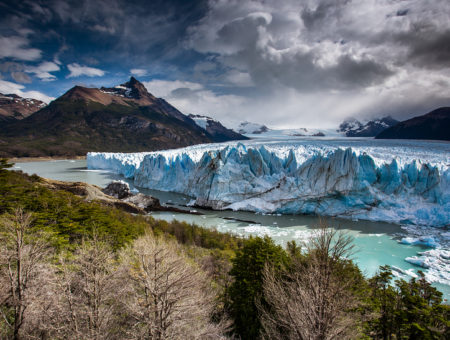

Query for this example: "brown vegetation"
[259,227,367,339]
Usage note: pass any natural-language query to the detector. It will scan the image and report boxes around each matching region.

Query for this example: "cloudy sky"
[0,0,449,128]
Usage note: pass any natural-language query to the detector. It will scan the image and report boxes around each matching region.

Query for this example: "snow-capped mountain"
[0,77,243,157]
[231,121,270,134]
[188,114,247,142]
[0,93,46,121]
[338,116,399,137]
[262,127,342,138]
[230,121,340,137]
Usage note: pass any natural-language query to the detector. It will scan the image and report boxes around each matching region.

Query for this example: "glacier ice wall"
[87,142,450,226]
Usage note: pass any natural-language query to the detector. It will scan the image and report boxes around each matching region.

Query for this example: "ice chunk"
[405,249,450,285]
[400,236,438,248]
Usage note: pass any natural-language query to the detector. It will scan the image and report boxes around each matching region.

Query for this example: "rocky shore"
[42,178,201,215]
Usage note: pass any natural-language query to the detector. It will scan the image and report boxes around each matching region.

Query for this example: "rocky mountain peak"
[99,77,156,103]
[121,77,151,99]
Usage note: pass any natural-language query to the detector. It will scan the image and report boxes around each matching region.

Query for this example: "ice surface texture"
[87,139,450,227]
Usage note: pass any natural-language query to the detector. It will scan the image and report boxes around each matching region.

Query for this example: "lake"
[12,158,449,299]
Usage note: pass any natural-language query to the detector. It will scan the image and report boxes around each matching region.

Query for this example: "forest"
[0,158,448,339]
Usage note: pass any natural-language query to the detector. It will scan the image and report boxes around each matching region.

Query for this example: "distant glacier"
[87,138,450,227]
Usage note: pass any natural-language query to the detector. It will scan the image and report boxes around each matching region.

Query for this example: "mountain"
[0,93,46,121]
[338,116,399,137]
[232,121,269,134]
[0,77,243,157]
[188,114,248,142]
[376,107,450,141]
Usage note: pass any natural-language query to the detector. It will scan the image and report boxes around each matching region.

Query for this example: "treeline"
[0,159,449,339]
[0,208,229,339]
[226,234,449,339]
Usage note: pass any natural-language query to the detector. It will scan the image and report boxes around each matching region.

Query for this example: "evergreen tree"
[226,236,288,339]
[368,266,450,339]
[0,158,13,171]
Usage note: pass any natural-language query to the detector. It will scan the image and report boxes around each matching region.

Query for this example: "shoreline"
[9,155,86,163]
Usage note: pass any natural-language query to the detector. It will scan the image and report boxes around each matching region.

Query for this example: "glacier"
[87,138,450,227]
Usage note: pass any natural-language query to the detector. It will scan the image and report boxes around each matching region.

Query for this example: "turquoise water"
[13,159,449,300]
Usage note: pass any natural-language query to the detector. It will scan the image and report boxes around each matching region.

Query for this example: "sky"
[0,0,449,129]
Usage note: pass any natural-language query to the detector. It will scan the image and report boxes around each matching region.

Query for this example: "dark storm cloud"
[1,0,208,67]
[301,0,350,30]
[183,0,449,127]
[0,0,448,127]
[189,5,394,93]
[331,55,394,88]
[401,30,450,69]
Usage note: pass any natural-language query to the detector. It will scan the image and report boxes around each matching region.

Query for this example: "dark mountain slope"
[0,78,242,157]
[189,114,249,142]
[376,107,450,141]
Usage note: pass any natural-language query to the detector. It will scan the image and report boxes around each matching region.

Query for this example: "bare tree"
[46,235,123,340]
[0,208,53,340]
[119,233,229,340]
[259,226,364,340]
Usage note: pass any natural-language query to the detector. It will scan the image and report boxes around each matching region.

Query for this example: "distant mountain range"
[376,107,450,141]
[0,79,447,158]
[231,121,269,134]
[0,77,246,157]
[338,116,399,137]
[0,93,46,121]
[188,114,248,142]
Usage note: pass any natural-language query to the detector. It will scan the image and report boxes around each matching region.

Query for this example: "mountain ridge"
[338,116,399,137]
[376,107,450,141]
[0,77,246,157]
[189,114,249,142]
[0,93,46,121]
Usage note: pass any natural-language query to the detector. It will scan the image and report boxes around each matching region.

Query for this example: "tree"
[0,158,13,171]
[46,234,122,340]
[368,267,450,339]
[119,233,228,340]
[259,226,366,340]
[226,236,288,339]
[0,208,53,339]
[367,265,398,339]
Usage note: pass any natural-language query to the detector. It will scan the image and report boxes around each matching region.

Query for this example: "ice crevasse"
[87,143,450,227]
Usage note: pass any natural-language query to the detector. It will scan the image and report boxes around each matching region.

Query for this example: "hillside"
[376,107,450,141]
[189,114,249,142]
[0,93,46,121]
[0,77,246,157]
